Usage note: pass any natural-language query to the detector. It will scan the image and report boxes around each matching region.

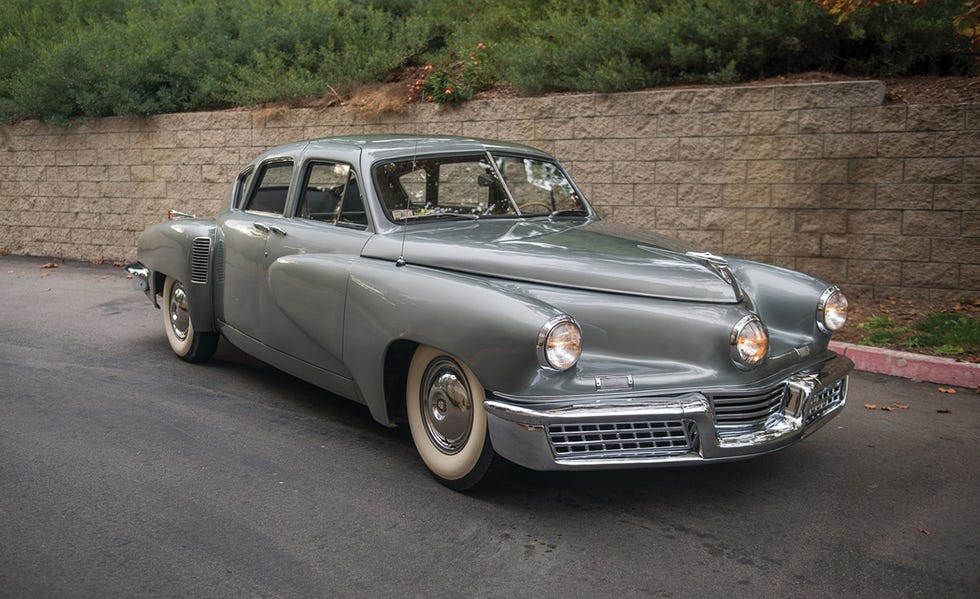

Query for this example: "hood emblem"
[685,251,729,267]
[684,251,742,302]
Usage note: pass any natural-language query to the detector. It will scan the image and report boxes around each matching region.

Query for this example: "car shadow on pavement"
[181,336,822,505]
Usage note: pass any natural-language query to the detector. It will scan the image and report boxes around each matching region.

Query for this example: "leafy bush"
[417,42,494,104]
[483,0,974,95]
[0,0,429,124]
[0,0,975,122]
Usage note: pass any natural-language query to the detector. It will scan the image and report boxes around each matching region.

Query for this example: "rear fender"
[136,219,217,332]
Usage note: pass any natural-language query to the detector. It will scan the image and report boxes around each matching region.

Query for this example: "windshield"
[373,153,588,223]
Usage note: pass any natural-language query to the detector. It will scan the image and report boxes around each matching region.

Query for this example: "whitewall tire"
[162,276,218,363]
[406,345,504,490]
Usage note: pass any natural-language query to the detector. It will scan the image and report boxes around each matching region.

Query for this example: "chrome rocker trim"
[484,353,853,471]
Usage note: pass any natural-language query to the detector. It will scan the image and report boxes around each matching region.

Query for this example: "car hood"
[361,219,741,303]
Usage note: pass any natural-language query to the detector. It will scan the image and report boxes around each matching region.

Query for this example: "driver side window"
[297,162,368,229]
[297,162,350,222]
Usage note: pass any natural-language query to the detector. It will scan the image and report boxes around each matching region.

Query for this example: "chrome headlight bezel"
[817,286,848,334]
[730,314,769,370]
[537,315,582,372]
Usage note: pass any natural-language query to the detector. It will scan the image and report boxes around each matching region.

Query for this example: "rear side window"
[231,166,254,209]
[245,161,293,214]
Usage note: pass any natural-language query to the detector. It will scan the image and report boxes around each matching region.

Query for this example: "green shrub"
[419,42,494,104]
[0,0,975,124]
[487,0,974,95]
[0,0,429,124]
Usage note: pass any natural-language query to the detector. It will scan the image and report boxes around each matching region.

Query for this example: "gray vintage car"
[127,135,853,490]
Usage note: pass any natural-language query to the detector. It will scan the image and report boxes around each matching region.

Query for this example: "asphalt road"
[1,255,977,598]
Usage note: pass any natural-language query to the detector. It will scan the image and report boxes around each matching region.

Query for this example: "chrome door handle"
[253,222,270,233]
[269,225,287,236]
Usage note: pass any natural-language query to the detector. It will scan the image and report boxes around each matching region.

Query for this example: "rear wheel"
[406,345,505,490]
[162,276,218,363]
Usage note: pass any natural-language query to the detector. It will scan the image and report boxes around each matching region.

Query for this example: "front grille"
[804,377,846,423]
[548,420,694,459]
[190,237,211,284]
[709,384,786,434]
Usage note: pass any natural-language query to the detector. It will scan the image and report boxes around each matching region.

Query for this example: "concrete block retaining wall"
[0,80,977,299]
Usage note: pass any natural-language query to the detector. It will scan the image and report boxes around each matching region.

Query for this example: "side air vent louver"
[190,237,211,284]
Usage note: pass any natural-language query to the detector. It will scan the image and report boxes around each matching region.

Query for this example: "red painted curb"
[829,341,980,388]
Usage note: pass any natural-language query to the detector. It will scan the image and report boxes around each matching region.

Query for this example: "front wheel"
[406,345,506,490]
[162,276,218,363]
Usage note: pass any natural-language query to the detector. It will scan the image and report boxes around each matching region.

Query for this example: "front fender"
[136,219,217,332]
[728,258,834,356]
[343,259,566,425]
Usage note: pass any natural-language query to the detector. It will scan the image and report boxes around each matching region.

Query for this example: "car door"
[259,160,373,376]
[217,158,295,341]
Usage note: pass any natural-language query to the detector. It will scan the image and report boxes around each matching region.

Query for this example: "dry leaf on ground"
[938,387,958,394]
[112,261,125,267]
[40,262,58,269]
[91,258,104,265]
[917,528,930,536]
[864,403,877,410]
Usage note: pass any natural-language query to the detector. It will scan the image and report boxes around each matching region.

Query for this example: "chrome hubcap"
[419,357,473,455]
[168,282,190,341]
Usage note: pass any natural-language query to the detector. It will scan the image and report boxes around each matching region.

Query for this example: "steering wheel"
[517,201,553,214]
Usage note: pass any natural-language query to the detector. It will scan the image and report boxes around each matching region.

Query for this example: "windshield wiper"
[401,211,480,222]
[548,209,589,218]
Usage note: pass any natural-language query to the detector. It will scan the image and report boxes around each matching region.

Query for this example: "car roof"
[259,135,554,163]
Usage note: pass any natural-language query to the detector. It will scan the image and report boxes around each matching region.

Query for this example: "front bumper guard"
[484,353,853,471]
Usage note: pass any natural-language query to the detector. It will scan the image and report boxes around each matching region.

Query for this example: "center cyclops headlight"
[538,316,582,371]
[730,315,768,369]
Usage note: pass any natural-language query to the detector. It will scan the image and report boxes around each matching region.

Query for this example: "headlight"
[817,286,848,333]
[537,316,582,371]
[730,315,768,369]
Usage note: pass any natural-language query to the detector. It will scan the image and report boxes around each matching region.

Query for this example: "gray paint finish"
[132,135,853,471]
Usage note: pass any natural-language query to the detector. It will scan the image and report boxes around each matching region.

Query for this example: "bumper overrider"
[484,353,854,470]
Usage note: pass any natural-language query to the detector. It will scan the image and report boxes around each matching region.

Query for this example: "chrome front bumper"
[484,353,853,471]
